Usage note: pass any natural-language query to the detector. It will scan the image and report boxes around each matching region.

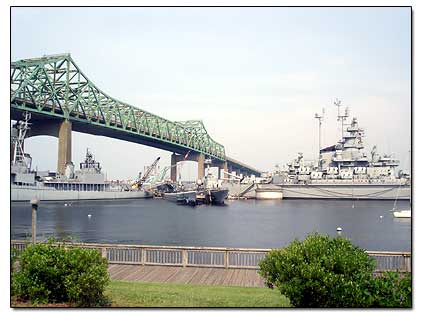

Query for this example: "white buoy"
[64,203,68,207]
[88,214,92,218]
[336,227,343,232]
[380,215,383,219]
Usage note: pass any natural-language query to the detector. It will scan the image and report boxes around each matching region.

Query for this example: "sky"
[11,7,411,180]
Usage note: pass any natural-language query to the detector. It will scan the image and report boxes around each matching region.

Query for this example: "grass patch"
[106,280,291,307]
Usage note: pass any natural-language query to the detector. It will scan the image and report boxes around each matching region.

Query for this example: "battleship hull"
[276,183,410,200]
[11,185,153,202]
[255,188,283,200]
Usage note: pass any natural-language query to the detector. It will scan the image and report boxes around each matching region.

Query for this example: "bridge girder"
[11,54,226,160]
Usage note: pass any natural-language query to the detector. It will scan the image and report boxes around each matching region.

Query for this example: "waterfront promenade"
[12,240,411,289]
[108,264,265,287]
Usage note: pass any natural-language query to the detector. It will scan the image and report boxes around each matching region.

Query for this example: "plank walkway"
[108,264,266,288]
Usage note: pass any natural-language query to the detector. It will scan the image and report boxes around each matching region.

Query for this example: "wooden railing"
[10,240,411,272]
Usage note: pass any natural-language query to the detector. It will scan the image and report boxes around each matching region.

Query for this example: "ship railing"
[10,240,411,272]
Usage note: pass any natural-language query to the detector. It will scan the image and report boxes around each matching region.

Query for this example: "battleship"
[11,113,153,202]
[272,100,410,200]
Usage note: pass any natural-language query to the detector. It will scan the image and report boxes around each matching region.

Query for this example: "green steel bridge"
[11,54,261,178]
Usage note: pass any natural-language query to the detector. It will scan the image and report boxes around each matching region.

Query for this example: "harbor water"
[11,198,411,251]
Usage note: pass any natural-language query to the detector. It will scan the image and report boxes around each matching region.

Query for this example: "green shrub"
[11,241,110,307]
[64,247,110,307]
[258,233,376,307]
[369,272,411,308]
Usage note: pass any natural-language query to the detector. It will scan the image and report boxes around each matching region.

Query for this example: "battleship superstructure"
[11,113,152,201]
[272,101,410,200]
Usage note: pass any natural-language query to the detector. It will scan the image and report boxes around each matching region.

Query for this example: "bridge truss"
[11,54,226,160]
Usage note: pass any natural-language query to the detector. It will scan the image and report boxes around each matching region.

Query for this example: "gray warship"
[11,113,152,201]
[272,101,410,200]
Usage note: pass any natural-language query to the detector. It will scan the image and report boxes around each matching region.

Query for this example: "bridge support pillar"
[57,120,72,175]
[197,153,205,180]
[170,152,205,182]
[171,153,178,182]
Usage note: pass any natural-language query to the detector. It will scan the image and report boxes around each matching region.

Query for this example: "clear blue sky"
[11,7,411,179]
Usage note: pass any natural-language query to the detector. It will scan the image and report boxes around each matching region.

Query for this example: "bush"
[258,233,377,307]
[12,240,110,307]
[369,271,411,308]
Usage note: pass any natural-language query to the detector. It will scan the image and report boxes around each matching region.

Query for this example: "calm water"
[11,198,411,251]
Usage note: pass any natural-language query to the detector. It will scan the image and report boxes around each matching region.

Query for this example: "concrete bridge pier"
[170,153,178,182]
[170,152,205,182]
[57,120,72,175]
[24,118,72,175]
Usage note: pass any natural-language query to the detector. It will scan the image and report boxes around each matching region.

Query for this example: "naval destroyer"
[272,100,410,200]
[11,113,153,201]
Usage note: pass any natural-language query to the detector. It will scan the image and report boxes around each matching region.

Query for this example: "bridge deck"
[108,264,266,288]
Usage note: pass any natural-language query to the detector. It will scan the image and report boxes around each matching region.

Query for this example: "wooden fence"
[10,240,411,272]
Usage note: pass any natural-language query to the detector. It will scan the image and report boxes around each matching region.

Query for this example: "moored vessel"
[11,113,153,201]
[272,100,410,200]
[160,183,197,206]
[198,169,229,205]
[393,210,411,218]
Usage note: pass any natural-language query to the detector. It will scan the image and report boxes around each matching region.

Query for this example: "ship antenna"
[314,108,325,170]
[334,98,348,142]
[12,112,31,167]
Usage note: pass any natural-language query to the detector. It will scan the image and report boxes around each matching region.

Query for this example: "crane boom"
[137,157,160,187]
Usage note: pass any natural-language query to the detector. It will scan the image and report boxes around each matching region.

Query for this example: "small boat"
[163,191,197,206]
[159,182,197,206]
[393,209,411,218]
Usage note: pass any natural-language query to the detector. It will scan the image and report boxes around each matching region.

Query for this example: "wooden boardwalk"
[108,264,266,288]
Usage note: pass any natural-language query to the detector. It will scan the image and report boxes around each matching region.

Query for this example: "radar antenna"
[334,98,348,142]
[371,145,377,162]
[314,108,325,170]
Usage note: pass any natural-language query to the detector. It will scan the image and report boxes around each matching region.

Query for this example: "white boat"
[393,210,411,218]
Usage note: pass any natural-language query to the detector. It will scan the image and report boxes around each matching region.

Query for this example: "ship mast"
[334,98,348,142]
[314,108,325,170]
[12,112,31,167]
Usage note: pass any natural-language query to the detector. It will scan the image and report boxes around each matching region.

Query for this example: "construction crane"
[133,157,160,189]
